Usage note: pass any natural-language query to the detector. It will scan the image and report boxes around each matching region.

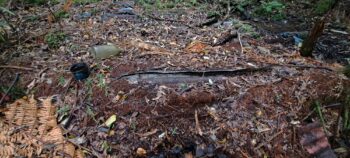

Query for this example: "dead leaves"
[0,96,83,157]
[129,39,174,56]
[136,147,147,157]
[185,40,211,54]
[47,13,54,24]
[63,0,73,12]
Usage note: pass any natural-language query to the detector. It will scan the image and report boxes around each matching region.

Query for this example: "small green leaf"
[58,76,66,86]
[0,7,15,16]
[57,105,70,116]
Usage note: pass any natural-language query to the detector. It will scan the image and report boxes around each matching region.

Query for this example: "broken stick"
[195,109,203,136]
[212,29,238,47]
[0,65,34,71]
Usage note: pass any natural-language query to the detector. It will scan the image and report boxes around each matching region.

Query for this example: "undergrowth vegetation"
[136,0,287,20]
[0,21,7,43]
[344,65,350,78]
[314,0,336,14]
[0,85,26,100]
[311,86,350,140]
[136,0,337,21]
[54,10,69,19]
[254,0,285,20]
[44,31,66,48]
[0,6,15,45]
[0,0,6,6]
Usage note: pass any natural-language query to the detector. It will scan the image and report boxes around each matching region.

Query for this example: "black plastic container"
[70,62,90,81]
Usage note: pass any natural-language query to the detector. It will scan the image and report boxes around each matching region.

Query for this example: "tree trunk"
[300,0,340,57]
[300,19,325,57]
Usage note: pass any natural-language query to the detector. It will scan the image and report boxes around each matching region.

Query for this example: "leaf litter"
[0,1,350,157]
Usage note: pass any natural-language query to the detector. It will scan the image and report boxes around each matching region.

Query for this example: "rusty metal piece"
[299,122,336,158]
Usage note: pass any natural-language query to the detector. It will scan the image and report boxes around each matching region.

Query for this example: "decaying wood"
[212,29,238,46]
[117,66,272,79]
[300,0,341,57]
[300,19,325,57]
[197,16,219,28]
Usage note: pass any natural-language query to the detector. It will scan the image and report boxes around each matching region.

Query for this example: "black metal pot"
[70,62,90,81]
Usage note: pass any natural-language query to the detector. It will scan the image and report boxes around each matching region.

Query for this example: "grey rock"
[117,7,134,15]
[81,12,92,18]
[257,46,270,54]
[75,12,92,20]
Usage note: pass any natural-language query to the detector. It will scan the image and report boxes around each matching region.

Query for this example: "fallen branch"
[212,30,237,46]
[197,17,219,28]
[329,29,348,35]
[145,13,184,23]
[256,62,334,71]
[150,112,209,121]
[274,63,334,71]
[136,129,158,137]
[139,51,174,57]
[238,31,243,54]
[117,63,334,82]
[302,109,316,121]
[117,66,272,80]
[145,14,193,28]
[195,110,203,136]
[0,65,34,71]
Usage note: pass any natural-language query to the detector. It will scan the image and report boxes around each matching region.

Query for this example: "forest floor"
[0,1,350,157]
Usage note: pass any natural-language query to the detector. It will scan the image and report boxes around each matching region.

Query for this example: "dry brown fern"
[0,96,84,157]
